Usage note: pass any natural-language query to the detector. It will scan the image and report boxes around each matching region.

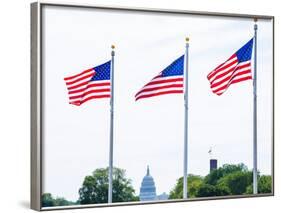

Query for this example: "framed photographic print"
[31,1,274,211]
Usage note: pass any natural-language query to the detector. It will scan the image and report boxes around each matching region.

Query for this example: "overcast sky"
[42,5,273,202]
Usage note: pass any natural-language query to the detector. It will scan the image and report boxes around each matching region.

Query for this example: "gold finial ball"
[185,37,189,43]
[254,18,258,22]
[111,45,115,49]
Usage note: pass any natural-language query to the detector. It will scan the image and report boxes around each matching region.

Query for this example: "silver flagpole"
[108,44,115,203]
[183,37,189,199]
[253,19,258,194]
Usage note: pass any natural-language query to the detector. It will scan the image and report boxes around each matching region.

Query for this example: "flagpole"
[108,44,115,203]
[183,37,189,199]
[253,19,258,194]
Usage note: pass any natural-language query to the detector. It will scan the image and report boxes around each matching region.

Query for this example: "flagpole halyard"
[108,44,115,203]
[183,37,189,199]
[253,19,258,194]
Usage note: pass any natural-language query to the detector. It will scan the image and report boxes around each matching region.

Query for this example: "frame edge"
[31,2,42,211]
[39,1,273,19]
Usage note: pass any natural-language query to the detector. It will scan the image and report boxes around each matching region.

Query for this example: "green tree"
[217,171,252,195]
[196,184,215,197]
[78,167,138,204]
[53,197,76,206]
[245,175,272,194]
[258,175,272,193]
[196,184,230,197]
[42,193,76,207]
[169,174,204,199]
[42,193,55,207]
[170,164,272,199]
[205,164,248,186]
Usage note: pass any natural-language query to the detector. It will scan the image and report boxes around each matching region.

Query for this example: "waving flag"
[135,55,184,101]
[64,61,111,106]
[207,38,253,96]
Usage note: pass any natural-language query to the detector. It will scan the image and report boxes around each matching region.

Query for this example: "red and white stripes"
[135,74,184,101]
[64,68,110,106]
[207,54,252,96]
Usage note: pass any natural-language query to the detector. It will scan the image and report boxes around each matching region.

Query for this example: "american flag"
[207,38,253,96]
[64,61,111,106]
[135,55,184,101]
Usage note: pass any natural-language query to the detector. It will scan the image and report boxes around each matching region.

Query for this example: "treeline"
[42,163,272,207]
[42,193,78,207]
[42,167,138,207]
[169,163,272,198]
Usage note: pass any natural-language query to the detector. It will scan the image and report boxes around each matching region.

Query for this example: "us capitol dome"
[139,166,157,201]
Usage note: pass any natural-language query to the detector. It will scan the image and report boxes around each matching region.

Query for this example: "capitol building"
[139,166,168,201]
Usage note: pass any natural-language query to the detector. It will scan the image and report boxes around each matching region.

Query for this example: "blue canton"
[161,55,184,77]
[91,61,111,81]
[236,38,253,63]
